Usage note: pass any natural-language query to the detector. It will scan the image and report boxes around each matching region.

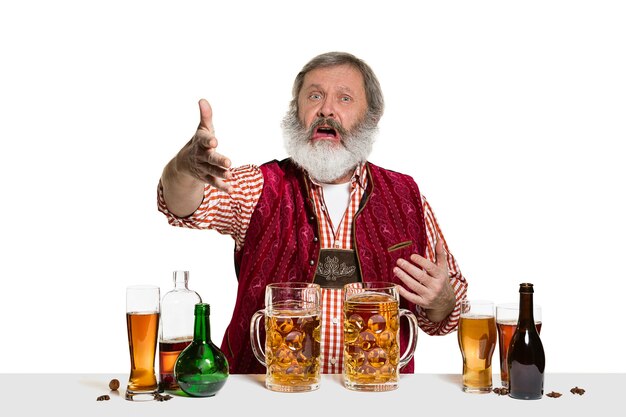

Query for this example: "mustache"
[307,117,348,138]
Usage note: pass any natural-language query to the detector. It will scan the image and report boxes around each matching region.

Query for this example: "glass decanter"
[159,270,202,391]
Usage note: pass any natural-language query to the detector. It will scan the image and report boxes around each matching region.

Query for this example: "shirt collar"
[307,162,367,190]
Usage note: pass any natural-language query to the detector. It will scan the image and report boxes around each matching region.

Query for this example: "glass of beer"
[125,285,160,401]
[496,302,542,388]
[458,299,497,393]
[250,282,321,392]
[343,282,418,392]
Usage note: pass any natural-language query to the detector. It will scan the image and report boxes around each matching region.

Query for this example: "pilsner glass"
[496,302,542,388]
[125,285,160,401]
[458,299,497,393]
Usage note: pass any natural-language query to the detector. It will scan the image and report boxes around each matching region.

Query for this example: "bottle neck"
[173,270,190,290]
[194,311,211,342]
[518,292,536,328]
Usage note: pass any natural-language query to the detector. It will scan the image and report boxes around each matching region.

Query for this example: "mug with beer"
[343,282,418,392]
[457,299,497,393]
[250,282,322,392]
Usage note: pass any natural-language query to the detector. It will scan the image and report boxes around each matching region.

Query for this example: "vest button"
[309,260,315,266]
[309,216,314,221]
[313,237,318,242]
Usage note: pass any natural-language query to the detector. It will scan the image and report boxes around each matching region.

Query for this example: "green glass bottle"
[174,303,229,397]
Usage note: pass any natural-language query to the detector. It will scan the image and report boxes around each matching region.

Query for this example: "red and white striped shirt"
[158,162,467,373]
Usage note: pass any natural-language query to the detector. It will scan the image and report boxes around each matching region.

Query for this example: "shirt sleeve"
[157,164,264,251]
[415,195,468,335]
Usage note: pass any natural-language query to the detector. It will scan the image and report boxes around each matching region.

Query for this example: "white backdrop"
[1,1,625,374]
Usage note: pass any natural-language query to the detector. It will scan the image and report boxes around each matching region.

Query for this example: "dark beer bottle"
[507,283,545,400]
[174,303,229,397]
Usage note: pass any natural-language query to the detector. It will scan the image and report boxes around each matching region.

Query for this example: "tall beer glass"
[496,302,542,388]
[126,285,160,401]
[458,299,497,393]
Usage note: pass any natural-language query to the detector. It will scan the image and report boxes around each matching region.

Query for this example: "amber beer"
[264,304,321,390]
[159,338,192,390]
[126,312,159,393]
[250,283,322,392]
[496,321,542,387]
[343,292,400,387]
[496,302,542,388]
[343,282,418,392]
[458,300,497,393]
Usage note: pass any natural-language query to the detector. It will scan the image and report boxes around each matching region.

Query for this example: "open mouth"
[312,126,339,140]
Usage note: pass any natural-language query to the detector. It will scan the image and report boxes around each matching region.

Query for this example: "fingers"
[192,102,231,171]
[393,259,431,308]
[408,242,449,278]
[394,260,452,312]
[394,246,455,314]
[394,261,428,292]
[188,161,233,194]
[197,98,214,133]
[193,129,216,150]
[197,160,231,179]
[396,284,425,307]
[207,177,234,194]
[191,127,232,171]
[409,253,438,276]
[435,239,448,269]
[206,149,232,171]
[394,258,427,284]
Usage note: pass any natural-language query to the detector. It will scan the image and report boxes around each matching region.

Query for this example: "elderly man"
[158,52,467,374]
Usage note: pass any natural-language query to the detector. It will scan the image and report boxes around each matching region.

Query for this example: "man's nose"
[317,98,336,118]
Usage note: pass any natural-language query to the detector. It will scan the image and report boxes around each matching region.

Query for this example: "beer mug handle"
[398,308,419,369]
[249,309,266,366]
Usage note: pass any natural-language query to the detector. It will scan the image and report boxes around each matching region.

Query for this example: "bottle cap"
[519,283,534,293]
[194,303,210,316]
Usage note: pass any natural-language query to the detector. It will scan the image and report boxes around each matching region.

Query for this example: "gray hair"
[289,52,385,124]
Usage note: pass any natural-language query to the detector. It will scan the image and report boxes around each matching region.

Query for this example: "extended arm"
[161,99,233,217]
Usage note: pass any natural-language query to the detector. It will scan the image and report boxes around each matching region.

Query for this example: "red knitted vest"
[220,159,427,374]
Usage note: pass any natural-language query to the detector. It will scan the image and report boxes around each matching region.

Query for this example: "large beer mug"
[343,282,418,391]
[250,282,322,392]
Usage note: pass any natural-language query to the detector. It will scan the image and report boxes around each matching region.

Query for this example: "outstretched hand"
[177,99,233,193]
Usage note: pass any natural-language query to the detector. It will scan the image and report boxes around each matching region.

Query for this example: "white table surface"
[1,373,623,416]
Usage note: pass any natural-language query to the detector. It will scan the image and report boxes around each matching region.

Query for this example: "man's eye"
[340,96,352,102]
[309,93,322,100]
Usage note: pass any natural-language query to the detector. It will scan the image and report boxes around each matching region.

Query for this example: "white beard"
[281,108,378,183]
